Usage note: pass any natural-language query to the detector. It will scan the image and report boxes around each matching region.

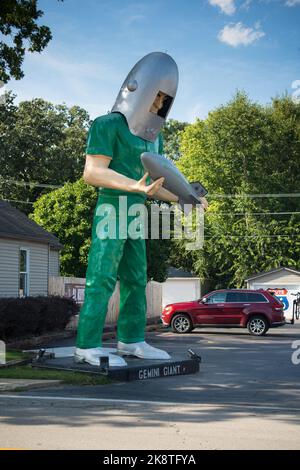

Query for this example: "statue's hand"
[199,196,209,210]
[133,172,165,196]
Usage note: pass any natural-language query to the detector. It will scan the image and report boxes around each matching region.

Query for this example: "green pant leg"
[117,236,147,344]
[76,199,126,349]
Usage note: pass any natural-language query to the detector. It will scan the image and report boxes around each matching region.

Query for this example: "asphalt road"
[1,324,300,449]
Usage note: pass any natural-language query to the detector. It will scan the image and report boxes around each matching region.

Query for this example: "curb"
[0,379,62,393]
[5,331,75,350]
[4,319,166,349]
[0,358,33,369]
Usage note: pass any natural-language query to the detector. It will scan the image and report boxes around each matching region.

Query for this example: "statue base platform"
[31,349,201,382]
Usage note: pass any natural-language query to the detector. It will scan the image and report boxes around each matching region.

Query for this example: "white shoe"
[74,347,127,367]
[117,341,171,360]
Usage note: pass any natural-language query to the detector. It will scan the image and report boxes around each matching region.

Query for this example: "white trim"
[19,247,30,297]
[47,244,50,296]
[167,277,198,280]
[246,267,300,282]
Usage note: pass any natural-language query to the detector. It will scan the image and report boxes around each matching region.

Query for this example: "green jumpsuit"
[76,112,163,348]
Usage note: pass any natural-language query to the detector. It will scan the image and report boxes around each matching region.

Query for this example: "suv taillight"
[273,306,284,317]
[273,298,284,307]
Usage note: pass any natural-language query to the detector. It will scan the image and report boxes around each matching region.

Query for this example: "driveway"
[0,324,299,449]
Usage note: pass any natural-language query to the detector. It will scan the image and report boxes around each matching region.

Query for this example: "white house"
[0,201,63,298]
[246,267,300,321]
[162,267,201,308]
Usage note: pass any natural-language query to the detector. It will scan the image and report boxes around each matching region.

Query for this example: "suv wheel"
[171,314,193,334]
[247,316,269,336]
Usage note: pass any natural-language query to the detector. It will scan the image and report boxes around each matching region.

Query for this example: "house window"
[19,248,29,297]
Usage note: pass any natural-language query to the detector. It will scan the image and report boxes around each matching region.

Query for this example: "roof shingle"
[0,201,63,250]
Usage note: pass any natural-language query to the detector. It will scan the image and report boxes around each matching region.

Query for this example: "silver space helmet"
[111,52,179,142]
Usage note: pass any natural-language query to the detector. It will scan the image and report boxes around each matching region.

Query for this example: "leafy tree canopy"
[160,119,188,161]
[31,180,172,281]
[31,178,97,278]
[0,93,90,213]
[174,92,300,288]
[0,0,63,83]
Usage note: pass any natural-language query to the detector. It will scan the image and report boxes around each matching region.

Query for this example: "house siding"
[162,278,201,308]
[0,238,49,297]
[0,239,19,297]
[28,242,49,296]
[49,249,60,277]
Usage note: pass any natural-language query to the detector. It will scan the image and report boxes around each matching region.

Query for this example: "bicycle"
[291,292,300,324]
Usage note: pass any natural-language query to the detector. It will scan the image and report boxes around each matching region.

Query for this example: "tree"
[0,0,63,83]
[0,94,184,279]
[0,94,90,213]
[173,93,300,288]
[146,237,171,282]
[160,119,188,161]
[0,96,187,214]
[31,180,172,281]
[31,179,98,278]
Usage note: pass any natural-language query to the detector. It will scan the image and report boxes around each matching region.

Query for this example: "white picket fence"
[49,276,162,326]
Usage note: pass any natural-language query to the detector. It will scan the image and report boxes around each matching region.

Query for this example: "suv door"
[219,292,248,325]
[195,291,227,324]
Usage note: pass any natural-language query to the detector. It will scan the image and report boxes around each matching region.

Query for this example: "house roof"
[167,266,198,278]
[246,266,300,282]
[0,201,63,250]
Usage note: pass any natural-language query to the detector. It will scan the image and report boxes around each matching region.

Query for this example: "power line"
[3,199,300,215]
[2,199,34,205]
[204,235,300,239]
[1,179,300,198]
[2,199,300,239]
[208,193,300,198]
[0,179,62,189]
[207,211,300,216]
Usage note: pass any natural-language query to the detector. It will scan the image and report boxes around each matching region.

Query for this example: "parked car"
[161,289,286,336]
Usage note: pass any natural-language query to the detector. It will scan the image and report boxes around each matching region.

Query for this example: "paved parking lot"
[0,324,300,449]
[18,323,300,406]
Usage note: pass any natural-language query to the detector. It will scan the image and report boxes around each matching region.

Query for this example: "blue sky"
[6,0,300,122]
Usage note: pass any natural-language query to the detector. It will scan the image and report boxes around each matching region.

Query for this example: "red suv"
[162,289,285,336]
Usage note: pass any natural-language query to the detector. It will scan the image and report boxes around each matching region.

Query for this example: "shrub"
[0,296,78,340]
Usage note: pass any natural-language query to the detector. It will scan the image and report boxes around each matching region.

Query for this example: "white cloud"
[241,0,252,10]
[209,0,236,15]
[285,0,300,6]
[218,22,265,47]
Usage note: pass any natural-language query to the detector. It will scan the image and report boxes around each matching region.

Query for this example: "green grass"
[0,365,112,386]
[5,350,31,362]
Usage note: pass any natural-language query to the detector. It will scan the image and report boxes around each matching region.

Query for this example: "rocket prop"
[141,152,207,215]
